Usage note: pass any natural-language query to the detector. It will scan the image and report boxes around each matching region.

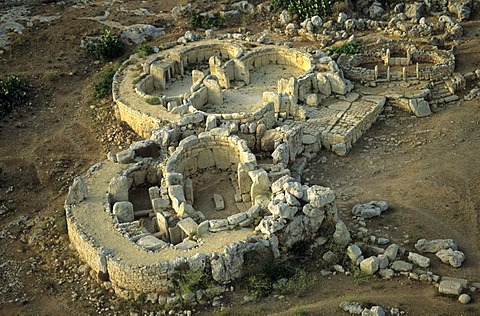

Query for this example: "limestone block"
[197,220,209,236]
[271,175,296,194]
[169,225,183,244]
[360,256,379,275]
[148,186,160,200]
[260,129,282,152]
[316,73,332,96]
[436,248,465,268]
[116,149,135,164]
[204,78,223,106]
[156,212,169,238]
[175,239,198,250]
[439,280,463,295]
[346,244,362,262]
[178,202,195,218]
[415,239,458,253]
[333,220,351,247]
[192,69,205,84]
[351,201,388,218]
[391,260,413,272]
[249,169,271,201]
[307,185,336,208]
[238,162,255,195]
[197,149,215,169]
[268,200,297,219]
[65,176,87,205]
[213,148,231,170]
[272,143,289,166]
[305,93,319,106]
[152,197,170,212]
[458,294,471,304]
[132,169,147,186]
[408,252,430,268]
[284,181,303,199]
[385,243,399,261]
[184,178,194,204]
[177,217,198,239]
[325,72,349,95]
[137,235,168,251]
[227,212,247,225]
[209,219,228,229]
[168,185,186,212]
[205,114,217,131]
[213,193,225,211]
[113,201,134,223]
[377,254,389,269]
[109,175,129,203]
[409,98,431,117]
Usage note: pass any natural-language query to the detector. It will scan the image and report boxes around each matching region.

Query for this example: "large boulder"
[436,248,465,268]
[333,220,351,247]
[415,239,458,253]
[65,176,87,205]
[113,201,134,223]
[408,252,430,268]
[351,201,388,218]
[405,2,424,20]
[360,256,379,275]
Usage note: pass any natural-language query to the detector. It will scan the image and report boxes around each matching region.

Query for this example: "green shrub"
[86,30,125,61]
[276,268,310,297]
[328,41,362,59]
[247,274,273,300]
[145,96,160,105]
[271,0,336,20]
[171,269,205,298]
[0,75,29,117]
[134,44,155,57]
[93,65,119,99]
[189,11,224,29]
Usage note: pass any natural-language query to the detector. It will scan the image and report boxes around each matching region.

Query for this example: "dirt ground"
[0,0,479,315]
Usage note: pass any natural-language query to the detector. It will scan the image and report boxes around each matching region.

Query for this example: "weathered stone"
[283,181,304,199]
[436,248,465,268]
[391,260,413,272]
[113,201,134,223]
[360,256,379,275]
[272,143,289,166]
[352,201,388,218]
[109,175,129,203]
[116,149,135,164]
[227,212,247,225]
[405,2,424,20]
[177,217,198,238]
[65,176,87,205]
[249,169,270,202]
[137,235,167,251]
[271,175,296,194]
[175,239,198,250]
[213,193,225,211]
[409,98,431,117]
[307,185,335,208]
[438,280,463,295]
[408,252,430,268]
[363,306,385,316]
[346,244,362,262]
[339,301,363,314]
[378,268,395,279]
[458,294,471,304]
[333,220,351,247]
[322,250,337,263]
[268,200,297,219]
[384,243,399,261]
[415,239,458,253]
[377,254,389,269]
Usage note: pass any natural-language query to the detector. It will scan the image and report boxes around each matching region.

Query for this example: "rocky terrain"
[0,0,480,315]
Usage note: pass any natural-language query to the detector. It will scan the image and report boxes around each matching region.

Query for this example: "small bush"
[145,96,160,105]
[134,44,155,57]
[189,11,224,29]
[328,41,362,59]
[247,274,273,300]
[0,75,29,117]
[171,269,205,298]
[276,268,310,297]
[86,30,125,61]
[93,65,119,99]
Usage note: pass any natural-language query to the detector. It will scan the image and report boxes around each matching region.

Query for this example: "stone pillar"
[374,65,378,80]
[387,66,391,81]
[403,67,407,81]
[407,50,411,65]
[385,48,390,66]
[416,62,419,79]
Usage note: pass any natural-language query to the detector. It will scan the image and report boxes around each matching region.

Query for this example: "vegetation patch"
[134,44,155,57]
[271,0,336,20]
[86,30,126,61]
[93,65,120,99]
[0,75,29,117]
[328,41,362,59]
[189,11,224,30]
[145,96,160,105]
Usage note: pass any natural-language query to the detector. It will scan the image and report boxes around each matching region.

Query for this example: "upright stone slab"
[113,201,134,223]
[109,175,129,203]
[156,212,170,241]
